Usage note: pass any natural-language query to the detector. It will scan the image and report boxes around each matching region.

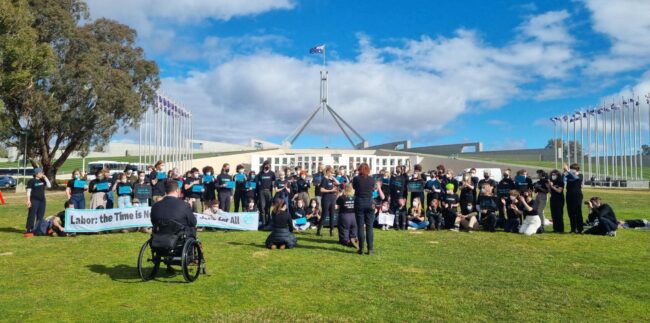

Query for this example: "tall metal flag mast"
[283,44,368,149]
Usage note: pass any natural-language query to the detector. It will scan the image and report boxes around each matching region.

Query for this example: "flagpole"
[580,112,584,170]
[573,115,577,165]
[560,118,565,166]
[587,109,594,181]
[553,119,558,170]
[611,103,617,180]
[603,105,608,180]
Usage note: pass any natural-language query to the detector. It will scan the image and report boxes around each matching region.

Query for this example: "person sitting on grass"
[265,198,296,250]
[426,199,444,230]
[451,199,478,232]
[203,200,221,218]
[246,199,258,213]
[476,182,499,232]
[393,197,408,230]
[305,198,320,229]
[292,198,311,231]
[502,190,523,233]
[584,197,618,237]
[408,197,428,230]
[377,200,395,231]
[442,184,459,230]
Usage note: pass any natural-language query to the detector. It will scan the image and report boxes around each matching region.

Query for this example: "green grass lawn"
[1,189,649,322]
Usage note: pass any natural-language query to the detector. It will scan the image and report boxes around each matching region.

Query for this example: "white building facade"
[250,152,412,175]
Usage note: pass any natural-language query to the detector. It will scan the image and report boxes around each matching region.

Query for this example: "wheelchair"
[137,221,206,283]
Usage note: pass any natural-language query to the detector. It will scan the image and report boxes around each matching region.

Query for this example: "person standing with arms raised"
[352,163,377,255]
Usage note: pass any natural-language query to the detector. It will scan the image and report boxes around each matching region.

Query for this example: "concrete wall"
[460,148,555,161]
[404,142,482,155]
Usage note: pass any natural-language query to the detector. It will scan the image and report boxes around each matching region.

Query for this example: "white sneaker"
[449,228,459,232]
[607,231,617,237]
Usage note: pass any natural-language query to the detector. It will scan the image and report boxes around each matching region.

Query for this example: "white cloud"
[583,0,650,74]
[161,11,581,145]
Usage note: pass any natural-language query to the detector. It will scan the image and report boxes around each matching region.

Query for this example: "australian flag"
[310,44,325,54]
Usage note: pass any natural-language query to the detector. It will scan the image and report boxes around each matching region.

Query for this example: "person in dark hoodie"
[584,197,618,237]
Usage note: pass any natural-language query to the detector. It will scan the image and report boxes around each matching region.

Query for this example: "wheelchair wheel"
[137,239,160,281]
[181,238,203,283]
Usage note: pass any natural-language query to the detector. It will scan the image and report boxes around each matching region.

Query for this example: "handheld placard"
[73,180,87,189]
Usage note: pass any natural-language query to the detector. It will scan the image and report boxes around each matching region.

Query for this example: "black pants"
[234,189,246,212]
[550,197,565,233]
[218,190,232,212]
[566,194,583,233]
[26,198,46,232]
[355,199,376,253]
[338,212,357,245]
[585,217,617,235]
[319,194,337,233]
[482,212,497,232]
[427,212,444,230]
[258,189,273,225]
[497,198,507,228]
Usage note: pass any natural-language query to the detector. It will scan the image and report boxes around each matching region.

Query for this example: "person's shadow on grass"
[86,264,183,284]
[0,227,25,234]
[227,241,355,254]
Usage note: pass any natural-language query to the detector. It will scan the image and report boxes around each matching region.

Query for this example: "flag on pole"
[310,44,325,54]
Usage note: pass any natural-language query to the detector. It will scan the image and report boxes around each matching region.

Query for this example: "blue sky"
[86,0,650,151]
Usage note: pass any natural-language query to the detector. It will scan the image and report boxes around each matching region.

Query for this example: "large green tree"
[0,0,159,185]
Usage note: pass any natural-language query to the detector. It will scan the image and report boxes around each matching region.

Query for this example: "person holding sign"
[25,168,51,237]
[233,165,248,212]
[184,168,205,213]
[295,171,310,207]
[245,171,257,207]
[134,171,153,206]
[150,160,167,203]
[217,163,233,212]
[317,166,339,237]
[407,164,426,208]
[114,173,134,208]
[201,166,216,209]
[89,169,111,209]
[66,169,88,209]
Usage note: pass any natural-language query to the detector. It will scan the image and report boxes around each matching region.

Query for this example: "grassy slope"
[0,189,649,322]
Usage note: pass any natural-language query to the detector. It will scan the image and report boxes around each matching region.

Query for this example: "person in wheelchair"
[150,180,199,273]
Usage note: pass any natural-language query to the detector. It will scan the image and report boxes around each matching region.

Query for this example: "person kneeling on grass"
[265,198,297,249]
[336,184,359,248]
[584,197,618,237]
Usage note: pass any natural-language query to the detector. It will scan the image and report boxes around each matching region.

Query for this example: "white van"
[455,168,503,183]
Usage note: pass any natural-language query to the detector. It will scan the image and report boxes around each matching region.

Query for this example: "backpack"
[34,219,51,236]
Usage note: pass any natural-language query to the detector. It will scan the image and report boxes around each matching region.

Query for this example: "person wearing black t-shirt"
[502,190,523,233]
[393,198,408,230]
[184,168,205,213]
[533,170,550,232]
[256,161,276,227]
[478,171,498,196]
[584,197,618,236]
[459,173,475,212]
[201,166,216,209]
[312,164,325,209]
[295,171,311,206]
[66,169,88,209]
[353,163,377,255]
[265,199,296,249]
[274,170,290,207]
[336,185,359,248]
[233,165,248,212]
[389,168,407,210]
[149,160,167,203]
[547,169,565,233]
[317,166,339,237]
[564,163,584,233]
[426,199,444,230]
[477,182,499,232]
[408,164,426,208]
[216,163,233,212]
[114,173,134,208]
[496,169,516,227]
[25,168,51,236]
[246,171,257,206]
[89,169,110,209]
[442,185,460,230]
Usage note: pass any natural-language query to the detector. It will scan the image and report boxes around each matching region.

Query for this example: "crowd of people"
[23,159,648,254]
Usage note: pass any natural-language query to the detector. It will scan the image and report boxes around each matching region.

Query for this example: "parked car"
[0,175,17,188]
